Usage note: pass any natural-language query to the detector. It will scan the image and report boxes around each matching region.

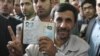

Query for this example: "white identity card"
[23,20,56,44]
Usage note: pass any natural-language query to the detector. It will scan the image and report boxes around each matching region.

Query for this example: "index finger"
[39,36,52,42]
[8,26,16,41]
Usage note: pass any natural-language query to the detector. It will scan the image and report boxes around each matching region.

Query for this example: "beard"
[56,28,70,40]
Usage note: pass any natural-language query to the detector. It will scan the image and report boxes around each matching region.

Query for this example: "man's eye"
[41,0,46,2]
[20,3,24,6]
[8,0,12,3]
[15,4,20,7]
[34,0,38,3]
[65,18,72,23]
[56,17,62,23]
[98,3,100,7]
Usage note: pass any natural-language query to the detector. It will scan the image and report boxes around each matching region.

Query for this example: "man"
[20,0,35,20]
[0,0,21,56]
[16,0,36,54]
[7,3,90,56]
[78,0,96,38]
[33,0,54,22]
[85,0,100,56]
[16,0,35,35]
[81,0,96,21]
[13,0,24,21]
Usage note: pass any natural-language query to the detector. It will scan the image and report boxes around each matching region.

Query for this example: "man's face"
[69,0,79,12]
[14,0,21,15]
[54,10,75,40]
[82,3,95,19]
[33,0,52,18]
[20,0,34,17]
[0,0,14,16]
[96,0,100,16]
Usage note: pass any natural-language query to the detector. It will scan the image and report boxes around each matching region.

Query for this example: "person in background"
[33,0,54,22]
[20,0,35,20]
[85,0,100,56]
[78,0,96,38]
[0,0,21,56]
[13,0,24,21]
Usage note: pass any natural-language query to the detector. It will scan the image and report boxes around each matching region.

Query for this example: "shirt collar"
[66,35,79,51]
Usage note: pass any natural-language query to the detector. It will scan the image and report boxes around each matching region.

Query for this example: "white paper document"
[23,21,56,44]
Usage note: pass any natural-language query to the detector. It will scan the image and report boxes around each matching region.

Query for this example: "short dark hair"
[13,0,15,5]
[81,0,96,9]
[50,3,78,23]
[33,0,51,3]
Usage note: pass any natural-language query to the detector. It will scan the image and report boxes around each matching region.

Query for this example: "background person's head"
[20,0,35,19]
[51,3,78,41]
[13,0,22,15]
[81,0,96,20]
[32,0,53,19]
[0,0,14,17]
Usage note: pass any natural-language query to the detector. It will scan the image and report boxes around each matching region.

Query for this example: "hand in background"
[7,26,23,56]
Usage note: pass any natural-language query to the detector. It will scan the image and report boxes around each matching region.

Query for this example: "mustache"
[57,28,70,32]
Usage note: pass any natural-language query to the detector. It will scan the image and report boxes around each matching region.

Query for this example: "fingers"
[39,37,53,53]
[39,37,48,52]
[39,36,51,42]
[7,41,23,56]
[16,27,22,41]
[7,41,15,56]
[8,26,16,41]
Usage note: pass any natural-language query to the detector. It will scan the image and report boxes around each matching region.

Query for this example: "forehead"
[83,3,93,8]
[69,0,78,2]
[33,0,50,2]
[54,10,74,19]
[15,0,20,4]
[20,0,31,3]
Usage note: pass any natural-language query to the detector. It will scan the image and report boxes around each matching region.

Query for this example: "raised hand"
[7,26,23,56]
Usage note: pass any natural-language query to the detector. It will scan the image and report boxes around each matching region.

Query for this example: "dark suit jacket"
[0,15,22,56]
[85,17,96,43]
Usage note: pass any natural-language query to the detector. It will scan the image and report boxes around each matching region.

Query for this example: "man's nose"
[60,22,66,28]
[86,9,89,13]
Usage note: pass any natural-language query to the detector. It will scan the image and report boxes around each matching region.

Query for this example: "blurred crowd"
[0,0,100,56]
